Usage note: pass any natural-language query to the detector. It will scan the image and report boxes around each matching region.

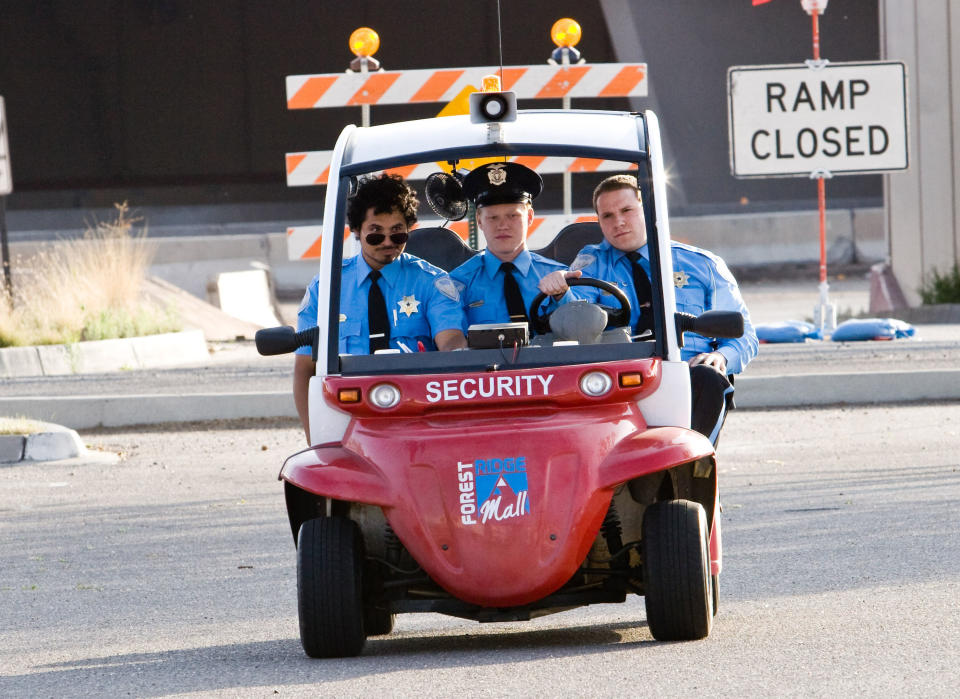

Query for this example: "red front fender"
[280,445,395,508]
[598,426,715,489]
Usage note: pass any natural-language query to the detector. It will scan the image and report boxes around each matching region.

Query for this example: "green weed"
[919,263,960,304]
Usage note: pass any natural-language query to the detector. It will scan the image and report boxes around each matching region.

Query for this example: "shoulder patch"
[434,275,461,302]
[569,253,596,272]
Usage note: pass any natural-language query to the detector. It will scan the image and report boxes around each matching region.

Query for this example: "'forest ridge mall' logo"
[456,456,530,526]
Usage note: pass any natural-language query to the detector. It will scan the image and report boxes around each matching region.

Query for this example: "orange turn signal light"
[338,388,361,403]
[619,372,643,387]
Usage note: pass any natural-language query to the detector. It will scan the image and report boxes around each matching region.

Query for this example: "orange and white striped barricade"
[286,213,601,262]
[285,63,647,259]
[285,153,637,188]
[286,63,647,110]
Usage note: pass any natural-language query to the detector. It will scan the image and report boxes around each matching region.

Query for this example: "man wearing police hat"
[450,162,573,331]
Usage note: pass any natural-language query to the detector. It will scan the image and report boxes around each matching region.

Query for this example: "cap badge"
[487,163,507,186]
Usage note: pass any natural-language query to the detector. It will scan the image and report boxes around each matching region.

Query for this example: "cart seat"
[532,222,603,266]
[406,226,477,272]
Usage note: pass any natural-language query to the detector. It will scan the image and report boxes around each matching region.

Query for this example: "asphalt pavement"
[3,405,959,695]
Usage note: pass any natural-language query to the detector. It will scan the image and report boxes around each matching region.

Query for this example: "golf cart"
[257,88,743,657]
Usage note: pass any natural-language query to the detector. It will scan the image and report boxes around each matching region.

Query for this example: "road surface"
[2,404,958,696]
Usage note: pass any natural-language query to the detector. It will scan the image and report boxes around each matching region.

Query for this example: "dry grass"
[0,416,47,435]
[0,203,180,347]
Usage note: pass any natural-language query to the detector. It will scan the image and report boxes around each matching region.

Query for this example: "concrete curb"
[1,369,958,431]
[0,422,87,464]
[0,392,298,431]
[735,369,960,409]
[0,330,210,378]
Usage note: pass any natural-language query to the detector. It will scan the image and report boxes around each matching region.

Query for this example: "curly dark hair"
[346,174,419,232]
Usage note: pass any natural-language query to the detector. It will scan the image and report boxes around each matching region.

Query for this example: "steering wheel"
[528,277,632,335]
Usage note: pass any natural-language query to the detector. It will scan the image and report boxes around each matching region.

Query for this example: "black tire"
[642,499,713,641]
[297,517,366,658]
[364,605,395,636]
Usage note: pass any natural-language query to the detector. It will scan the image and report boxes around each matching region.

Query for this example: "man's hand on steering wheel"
[538,269,582,299]
[529,277,632,335]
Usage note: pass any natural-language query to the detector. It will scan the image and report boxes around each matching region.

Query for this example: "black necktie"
[367,270,390,353]
[625,251,654,333]
[500,262,528,323]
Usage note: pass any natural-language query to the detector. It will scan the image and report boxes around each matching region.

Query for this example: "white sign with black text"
[727,61,908,178]
[0,97,11,195]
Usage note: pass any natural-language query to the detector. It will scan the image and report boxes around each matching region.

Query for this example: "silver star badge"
[674,270,690,288]
[398,295,421,317]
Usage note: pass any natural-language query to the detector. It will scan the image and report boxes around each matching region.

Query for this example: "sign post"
[810,1,833,331]
[0,96,13,299]
[728,3,908,333]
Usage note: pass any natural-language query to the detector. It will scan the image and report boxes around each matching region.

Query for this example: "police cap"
[462,162,543,208]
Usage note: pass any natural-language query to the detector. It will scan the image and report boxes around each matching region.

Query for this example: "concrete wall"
[881,0,960,305]
[7,207,885,304]
[1,0,881,217]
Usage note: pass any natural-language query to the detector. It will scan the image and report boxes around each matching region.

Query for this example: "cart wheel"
[364,605,395,636]
[297,517,366,658]
[642,500,713,641]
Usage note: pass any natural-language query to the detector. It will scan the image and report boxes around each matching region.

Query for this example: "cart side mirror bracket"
[255,326,319,361]
[675,311,744,348]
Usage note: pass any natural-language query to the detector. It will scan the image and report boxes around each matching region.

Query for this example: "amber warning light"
[550,18,582,48]
[349,27,379,57]
[482,74,502,92]
[349,27,381,72]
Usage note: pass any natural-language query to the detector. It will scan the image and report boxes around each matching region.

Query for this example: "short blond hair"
[592,174,640,212]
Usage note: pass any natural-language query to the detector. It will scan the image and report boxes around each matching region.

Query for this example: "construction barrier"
[286,61,647,260]
[287,63,647,109]
[286,213,598,261]
[285,153,634,187]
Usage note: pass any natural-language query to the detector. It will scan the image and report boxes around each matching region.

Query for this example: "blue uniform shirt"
[449,248,571,331]
[570,239,758,374]
[296,252,465,356]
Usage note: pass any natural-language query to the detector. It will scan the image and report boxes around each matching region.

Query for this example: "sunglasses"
[364,231,409,246]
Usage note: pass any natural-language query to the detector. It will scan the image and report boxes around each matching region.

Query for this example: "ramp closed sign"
[727,61,908,178]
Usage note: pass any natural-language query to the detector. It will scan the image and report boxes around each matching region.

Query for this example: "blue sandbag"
[756,320,821,343]
[831,317,916,342]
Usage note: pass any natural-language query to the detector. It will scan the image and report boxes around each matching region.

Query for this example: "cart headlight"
[369,383,401,409]
[580,371,613,397]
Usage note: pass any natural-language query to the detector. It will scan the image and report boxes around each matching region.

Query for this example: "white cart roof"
[340,109,647,170]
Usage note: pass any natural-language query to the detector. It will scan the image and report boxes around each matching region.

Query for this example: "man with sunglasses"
[450,162,573,333]
[294,174,467,437]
